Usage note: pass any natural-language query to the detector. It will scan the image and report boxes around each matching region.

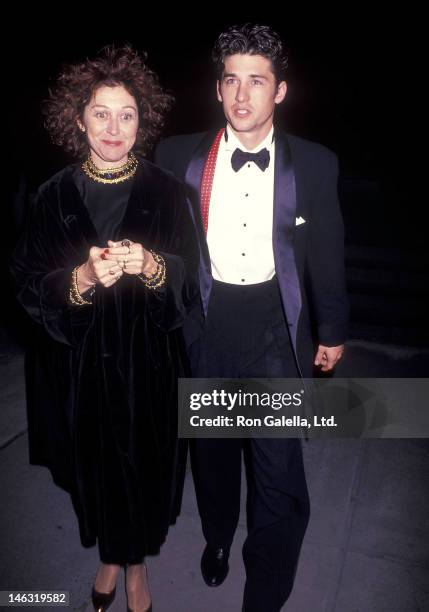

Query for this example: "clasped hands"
[77,239,157,293]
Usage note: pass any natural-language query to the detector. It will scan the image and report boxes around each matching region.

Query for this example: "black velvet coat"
[10,159,200,562]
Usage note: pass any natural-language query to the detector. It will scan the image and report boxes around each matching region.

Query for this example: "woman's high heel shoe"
[91,585,116,612]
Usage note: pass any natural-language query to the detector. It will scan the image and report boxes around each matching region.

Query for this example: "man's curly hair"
[212,23,288,83]
[43,45,174,158]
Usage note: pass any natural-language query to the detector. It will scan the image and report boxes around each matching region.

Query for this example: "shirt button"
[242,253,245,256]
[247,164,250,168]
[243,223,247,227]
[245,193,249,197]
[241,279,245,282]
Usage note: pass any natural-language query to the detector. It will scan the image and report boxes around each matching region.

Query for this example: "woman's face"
[79,84,139,168]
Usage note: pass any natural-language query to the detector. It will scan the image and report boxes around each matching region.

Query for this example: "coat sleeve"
[10,188,92,347]
[144,180,200,333]
[306,152,349,346]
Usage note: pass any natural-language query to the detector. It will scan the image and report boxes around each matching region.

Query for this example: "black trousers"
[189,278,310,612]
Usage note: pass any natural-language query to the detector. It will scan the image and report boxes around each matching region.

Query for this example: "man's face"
[217,53,287,141]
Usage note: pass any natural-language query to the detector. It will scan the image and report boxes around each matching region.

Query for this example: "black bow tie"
[231,147,270,172]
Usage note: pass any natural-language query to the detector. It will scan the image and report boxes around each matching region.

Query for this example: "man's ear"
[275,81,287,105]
[216,80,223,103]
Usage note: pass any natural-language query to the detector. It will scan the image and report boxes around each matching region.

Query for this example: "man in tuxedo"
[155,23,348,612]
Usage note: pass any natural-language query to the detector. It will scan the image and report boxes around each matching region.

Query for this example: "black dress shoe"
[201,545,230,587]
[91,585,116,611]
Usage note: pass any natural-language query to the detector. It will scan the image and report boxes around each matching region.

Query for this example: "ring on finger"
[121,238,132,254]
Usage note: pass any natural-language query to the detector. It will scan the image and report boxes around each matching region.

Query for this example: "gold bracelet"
[138,251,166,290]
[68,266,94,306]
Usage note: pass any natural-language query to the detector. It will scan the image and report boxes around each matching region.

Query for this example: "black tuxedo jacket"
[155,129,348,377]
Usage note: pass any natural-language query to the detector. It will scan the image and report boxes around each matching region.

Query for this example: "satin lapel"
[273,132,302,354]
[184,130,218,317]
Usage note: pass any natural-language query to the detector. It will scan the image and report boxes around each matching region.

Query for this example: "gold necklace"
[82,152,138,184]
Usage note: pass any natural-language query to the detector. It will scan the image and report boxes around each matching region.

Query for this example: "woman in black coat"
[10,45,199,612]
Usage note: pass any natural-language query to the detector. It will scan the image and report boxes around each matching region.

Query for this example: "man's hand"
[314,344,344,372]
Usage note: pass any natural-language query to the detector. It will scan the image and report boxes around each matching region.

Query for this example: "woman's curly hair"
[43,45,174,158]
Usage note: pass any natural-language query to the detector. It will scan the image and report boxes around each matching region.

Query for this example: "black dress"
[11,159,200,564]
[74,166,132,245]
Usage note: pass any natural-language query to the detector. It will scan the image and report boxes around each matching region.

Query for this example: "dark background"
[10,17,408,193]
[5,13,428,348]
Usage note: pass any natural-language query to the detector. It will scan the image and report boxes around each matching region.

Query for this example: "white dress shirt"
[207,125,276,285]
